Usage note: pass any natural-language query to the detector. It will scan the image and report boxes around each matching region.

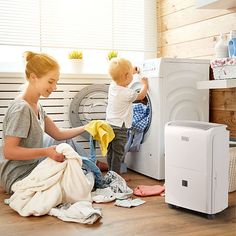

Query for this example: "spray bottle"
[228,30,236,57]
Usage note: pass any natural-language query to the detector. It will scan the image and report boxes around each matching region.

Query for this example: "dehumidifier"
[165,120,229,218]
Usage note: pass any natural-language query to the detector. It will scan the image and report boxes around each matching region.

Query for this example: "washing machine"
[69,83,110,140]
[125,58,209,180]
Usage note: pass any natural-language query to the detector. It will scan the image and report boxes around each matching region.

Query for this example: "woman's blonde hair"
[24,51,59,79]
[108,57,132,83]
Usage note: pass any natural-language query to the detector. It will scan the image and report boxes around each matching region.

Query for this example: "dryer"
[125,58,209,180]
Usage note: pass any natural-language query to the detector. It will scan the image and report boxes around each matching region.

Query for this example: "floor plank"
[0,170,235,236]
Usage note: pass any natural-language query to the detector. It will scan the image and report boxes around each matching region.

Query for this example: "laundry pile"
[91,171,145,208]
[4,142,137,224]
[7,143,94,217]
[92,171,133,202]
[4,120,164,224]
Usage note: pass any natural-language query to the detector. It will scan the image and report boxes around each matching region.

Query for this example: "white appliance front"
[125,58,209,180]
[165,121,229,215]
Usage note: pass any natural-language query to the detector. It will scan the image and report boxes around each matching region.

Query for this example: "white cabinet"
[196,0,236,9]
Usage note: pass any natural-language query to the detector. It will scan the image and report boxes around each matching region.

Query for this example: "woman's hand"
[46,146,65,162]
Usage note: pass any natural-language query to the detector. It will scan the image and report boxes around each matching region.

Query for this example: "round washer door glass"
[69,84,109,140]
[130,81,152,136]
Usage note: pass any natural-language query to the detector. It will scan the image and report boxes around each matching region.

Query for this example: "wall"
[157,0,236,59]
[157,0,236,139]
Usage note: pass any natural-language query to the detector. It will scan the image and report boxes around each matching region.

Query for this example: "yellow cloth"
[84,120,115,156]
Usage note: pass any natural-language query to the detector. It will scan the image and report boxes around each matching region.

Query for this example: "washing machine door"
[69,84,109,140]
[129,78,152,138]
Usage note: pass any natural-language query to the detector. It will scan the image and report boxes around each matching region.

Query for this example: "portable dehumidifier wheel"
[168,204,176,209]
[207,214,215,220]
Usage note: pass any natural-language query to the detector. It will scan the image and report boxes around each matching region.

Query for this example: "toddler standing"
[106,58,148,175]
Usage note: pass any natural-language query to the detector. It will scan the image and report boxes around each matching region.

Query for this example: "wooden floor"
[0,170,235,236]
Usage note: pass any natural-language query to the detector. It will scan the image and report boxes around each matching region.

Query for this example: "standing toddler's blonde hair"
[108,58,133,83]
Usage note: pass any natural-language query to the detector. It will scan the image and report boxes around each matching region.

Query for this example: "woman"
[0,51,85,194]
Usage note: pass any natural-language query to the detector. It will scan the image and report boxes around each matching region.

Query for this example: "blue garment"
[122,103,150,167]
[125,130,144,153]
[81,136,103,188]
[132,103,150,132]
[125,103,150,152]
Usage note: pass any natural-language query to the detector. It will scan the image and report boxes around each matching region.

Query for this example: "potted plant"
[68,50,83,73]
[107,50,118,61]
[68,50,83,60]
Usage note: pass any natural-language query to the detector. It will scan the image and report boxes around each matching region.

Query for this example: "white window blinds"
[112,0,157,52]
[0,0,40,46]
[40,0,113,49]
[0,0,157,71]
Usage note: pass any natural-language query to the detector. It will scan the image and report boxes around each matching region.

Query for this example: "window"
[0,0,157,73]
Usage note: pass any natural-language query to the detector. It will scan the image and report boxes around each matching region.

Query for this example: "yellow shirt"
[84,120,115,156]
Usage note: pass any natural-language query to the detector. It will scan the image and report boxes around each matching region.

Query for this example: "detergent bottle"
[214,33,228,58]
[228,30,236,57]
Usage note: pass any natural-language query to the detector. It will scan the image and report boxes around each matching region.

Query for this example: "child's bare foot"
[96,160,108,172]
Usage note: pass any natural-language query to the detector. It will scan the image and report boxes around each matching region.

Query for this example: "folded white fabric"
[9,143,93,217]
[49,201,102,224]
[92,187,116,203]
[114,198,146,208]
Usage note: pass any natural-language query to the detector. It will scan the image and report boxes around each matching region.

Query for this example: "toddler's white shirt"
[106,81,138,128]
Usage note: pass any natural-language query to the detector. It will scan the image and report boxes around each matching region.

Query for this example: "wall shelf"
[197,79,236,89]
[195,0,236,9]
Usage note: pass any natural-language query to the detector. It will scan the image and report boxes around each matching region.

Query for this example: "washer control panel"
[140,59,161,77]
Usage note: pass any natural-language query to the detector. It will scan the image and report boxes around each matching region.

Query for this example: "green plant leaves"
[107,50,118,60]
[68,50,83,59]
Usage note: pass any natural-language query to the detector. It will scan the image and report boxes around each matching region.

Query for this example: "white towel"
[114,198,146,208]
[49,201,102,224]
[92,187,116,203]
[9,143,93,217]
